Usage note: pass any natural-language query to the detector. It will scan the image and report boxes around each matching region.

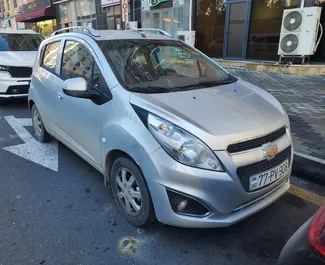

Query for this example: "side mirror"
[63,77,89,99]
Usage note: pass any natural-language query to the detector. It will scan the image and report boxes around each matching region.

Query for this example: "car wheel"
[111,157,155,226]
[31,104,51,142]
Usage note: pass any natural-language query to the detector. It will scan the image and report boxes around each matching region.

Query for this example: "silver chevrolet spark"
[28,27,293,228]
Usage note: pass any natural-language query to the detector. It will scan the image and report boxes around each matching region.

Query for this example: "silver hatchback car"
[29,27,293,228]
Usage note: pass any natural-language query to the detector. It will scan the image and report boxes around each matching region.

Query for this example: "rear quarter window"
[41,41,61,73]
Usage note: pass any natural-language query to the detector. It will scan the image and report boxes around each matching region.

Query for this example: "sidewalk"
[228,70,325,181]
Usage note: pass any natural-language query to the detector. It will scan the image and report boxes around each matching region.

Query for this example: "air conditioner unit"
[278,7,322,56]
[126,21,138,30]
[15,8,20,14]
[177,31,195,46]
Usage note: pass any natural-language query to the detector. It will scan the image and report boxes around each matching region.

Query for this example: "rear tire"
[31,104,51,142]
[111,157,155,227]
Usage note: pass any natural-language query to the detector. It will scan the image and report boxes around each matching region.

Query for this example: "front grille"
[227,127,286,153]
[237,146,291,192]
[8,67,32,78]
[5,85,30,95]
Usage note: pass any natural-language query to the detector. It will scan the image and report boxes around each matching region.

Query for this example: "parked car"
[28,27,293,227]
[0,29,43,101]
[278,203,325,265]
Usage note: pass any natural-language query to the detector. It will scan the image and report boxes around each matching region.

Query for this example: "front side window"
[42,41,61,71]
[98,39,235,93]
[61,41,108,93]
[0,34,43,51]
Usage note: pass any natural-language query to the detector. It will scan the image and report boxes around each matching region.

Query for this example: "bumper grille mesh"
[237,146,291,192]
[8,67,32,78]
[227,127,286,153]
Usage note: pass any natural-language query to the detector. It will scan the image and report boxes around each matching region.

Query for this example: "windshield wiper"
[126,84,175,93]
[174,79,237,90]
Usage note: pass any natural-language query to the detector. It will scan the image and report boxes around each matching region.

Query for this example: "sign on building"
[101,0,120,7]
[121,0,128,22]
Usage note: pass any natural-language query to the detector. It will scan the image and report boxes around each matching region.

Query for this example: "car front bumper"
[0,72,31,98]
[144,142,292,228]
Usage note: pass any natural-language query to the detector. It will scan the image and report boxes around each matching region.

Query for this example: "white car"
[0,29,43,100]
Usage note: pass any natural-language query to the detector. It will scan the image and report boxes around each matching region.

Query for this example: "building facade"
[140,0,325,61]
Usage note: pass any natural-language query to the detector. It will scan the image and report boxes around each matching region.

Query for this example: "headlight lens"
[0,65,9,71]
[148,114,223,171]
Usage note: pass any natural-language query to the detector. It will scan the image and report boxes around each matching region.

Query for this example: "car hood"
[0,51,38,67]
[130,80,288,150]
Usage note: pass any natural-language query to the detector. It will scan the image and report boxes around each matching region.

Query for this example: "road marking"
[289,184,325,206]
[3,116,58,172]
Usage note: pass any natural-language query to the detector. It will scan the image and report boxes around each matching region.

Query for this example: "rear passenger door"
[33,40,62,134]
[55,39,107,168]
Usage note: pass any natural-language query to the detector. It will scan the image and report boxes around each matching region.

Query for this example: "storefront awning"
[16,6,56,23]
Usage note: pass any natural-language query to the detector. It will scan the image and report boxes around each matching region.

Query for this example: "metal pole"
[189,0,192,31]
[300,0,305,8]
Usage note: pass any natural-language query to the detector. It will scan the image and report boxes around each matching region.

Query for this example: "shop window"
[246,0,299,61]
[142,12,150,27]
[195,0,227,58]
[106,5,122,30]
[76,0,95,19]
[173,7,183,35]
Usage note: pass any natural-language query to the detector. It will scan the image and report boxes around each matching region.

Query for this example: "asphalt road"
[0,99,324,265]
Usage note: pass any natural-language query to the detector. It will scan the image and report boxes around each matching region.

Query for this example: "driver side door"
[55,39,105,168]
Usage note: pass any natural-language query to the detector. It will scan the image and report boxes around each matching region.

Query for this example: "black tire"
[111,157,155,226]
[31,104,51,142]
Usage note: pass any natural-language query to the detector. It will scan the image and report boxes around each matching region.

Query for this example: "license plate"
[249,160,289,191]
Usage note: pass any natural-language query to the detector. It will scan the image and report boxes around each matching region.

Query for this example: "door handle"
[57,92,64,100]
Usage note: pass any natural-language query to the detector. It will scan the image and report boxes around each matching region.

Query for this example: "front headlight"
[148,113,224,171]
[0,65,10,71]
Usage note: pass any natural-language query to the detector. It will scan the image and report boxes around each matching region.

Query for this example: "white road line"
[3,116,59,172]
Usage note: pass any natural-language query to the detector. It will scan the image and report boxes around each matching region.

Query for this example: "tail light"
[308,204,325,258]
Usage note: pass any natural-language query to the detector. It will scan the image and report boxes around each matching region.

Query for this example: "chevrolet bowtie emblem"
[262,143,278,160]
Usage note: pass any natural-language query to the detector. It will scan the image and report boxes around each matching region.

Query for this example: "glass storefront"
[106,5,121,29]
[59,2,73,28]
[195,0,227,58]
[26,19,57,38]
[76,0,96,26]
[142,6,183,37]
[246,0,299,60]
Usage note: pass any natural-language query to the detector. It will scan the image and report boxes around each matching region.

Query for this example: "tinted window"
[98,39,234,93]
[61,41,108,93]
[42,41,61,71]
[0,33,43,51]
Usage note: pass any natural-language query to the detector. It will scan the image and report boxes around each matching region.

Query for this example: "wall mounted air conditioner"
[15,8,20,15]
[126,21,138,30]
[278,6,322,56]
[177,31,195,46]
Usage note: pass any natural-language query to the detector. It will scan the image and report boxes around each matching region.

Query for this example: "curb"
[293,152,325,185]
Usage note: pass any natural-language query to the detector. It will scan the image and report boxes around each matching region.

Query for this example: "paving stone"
[229,69,325,160]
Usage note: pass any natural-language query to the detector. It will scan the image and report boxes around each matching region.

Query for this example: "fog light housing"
[167,189,210,216]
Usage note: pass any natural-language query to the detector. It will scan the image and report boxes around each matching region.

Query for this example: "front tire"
[31,104,51,142]
[111,157,155,226]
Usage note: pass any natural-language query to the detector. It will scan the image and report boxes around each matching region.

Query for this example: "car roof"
[0,29,40,34]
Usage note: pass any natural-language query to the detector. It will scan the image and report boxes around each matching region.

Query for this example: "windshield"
[0,33,43,51]
[97,39,236,93]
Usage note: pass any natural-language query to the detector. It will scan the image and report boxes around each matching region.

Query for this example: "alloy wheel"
[33,108,42,137]
[115,167,142,216]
